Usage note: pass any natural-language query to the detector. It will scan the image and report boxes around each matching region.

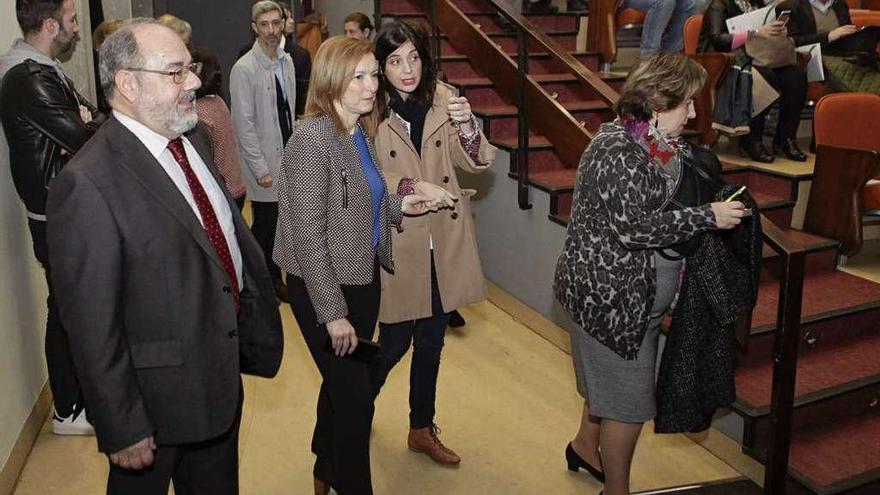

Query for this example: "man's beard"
[51,25,79,58]
[142,89,199,136]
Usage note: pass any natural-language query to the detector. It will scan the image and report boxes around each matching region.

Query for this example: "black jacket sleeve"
[702,0,737,52]
[779,0,852,48]
[13,65,101,153]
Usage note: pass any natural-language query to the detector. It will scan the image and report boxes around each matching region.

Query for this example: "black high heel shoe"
[741,140,775,163]
[776,137,808,162]
[565,442,605,483]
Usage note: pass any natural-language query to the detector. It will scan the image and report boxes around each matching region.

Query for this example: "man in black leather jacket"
[0,0,103,435]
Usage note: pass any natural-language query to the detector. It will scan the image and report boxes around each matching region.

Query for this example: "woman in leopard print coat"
[553,54,747,494]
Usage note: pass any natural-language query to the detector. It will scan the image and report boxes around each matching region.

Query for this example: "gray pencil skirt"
[569,253,682,423]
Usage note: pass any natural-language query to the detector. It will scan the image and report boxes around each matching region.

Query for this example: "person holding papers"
[779,0,880,94]
[700,0,809,163]
[777,0,857,52]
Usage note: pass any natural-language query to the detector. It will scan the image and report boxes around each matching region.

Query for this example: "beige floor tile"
[14,301,740,495]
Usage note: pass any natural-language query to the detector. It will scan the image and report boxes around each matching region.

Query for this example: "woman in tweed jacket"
[553,54,747,495]
[272,37,453,495]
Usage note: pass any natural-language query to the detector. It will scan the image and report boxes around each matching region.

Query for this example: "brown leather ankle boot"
[313,477,329,495]
[407,424,461,465]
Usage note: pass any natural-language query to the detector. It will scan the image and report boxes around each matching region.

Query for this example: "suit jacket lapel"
[106,117,227,272]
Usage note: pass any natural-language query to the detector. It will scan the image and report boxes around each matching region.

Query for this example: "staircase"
[379,1,880,494]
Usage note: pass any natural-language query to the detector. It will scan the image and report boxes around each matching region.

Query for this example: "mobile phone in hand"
[777,10,791,26]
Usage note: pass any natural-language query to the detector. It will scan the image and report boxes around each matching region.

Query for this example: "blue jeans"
[624,0,698,56]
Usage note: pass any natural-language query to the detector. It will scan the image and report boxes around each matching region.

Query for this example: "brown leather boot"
[313,477,329,495]
[407,424,461,465]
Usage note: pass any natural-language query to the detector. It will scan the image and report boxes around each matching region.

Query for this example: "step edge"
[750,299,880,336]
[733,373,880,417]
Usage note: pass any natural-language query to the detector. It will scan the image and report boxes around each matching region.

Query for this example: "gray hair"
[251,0,283,22]
[98,17,159,101]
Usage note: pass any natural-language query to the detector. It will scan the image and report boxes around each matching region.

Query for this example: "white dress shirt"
[114,110,243,289]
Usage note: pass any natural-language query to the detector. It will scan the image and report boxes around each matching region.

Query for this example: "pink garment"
[731,30,749,50]
[196,95,246,199]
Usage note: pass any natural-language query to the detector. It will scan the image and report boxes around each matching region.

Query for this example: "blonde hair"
[92,19,123,50]
[615,53,706,121]
[305,36,379,136]
[156,13,192,43]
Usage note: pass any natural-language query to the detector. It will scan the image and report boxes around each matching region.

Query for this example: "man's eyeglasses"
[123,62,202,84]
[255,19,284,30]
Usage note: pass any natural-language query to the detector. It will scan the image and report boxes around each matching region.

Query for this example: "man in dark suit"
[46,18,283,495]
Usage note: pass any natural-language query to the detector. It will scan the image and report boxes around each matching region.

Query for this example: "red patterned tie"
[167,138,240,312]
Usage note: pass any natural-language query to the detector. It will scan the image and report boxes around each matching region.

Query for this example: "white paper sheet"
[725,5,776,34]
[796,43,825,82]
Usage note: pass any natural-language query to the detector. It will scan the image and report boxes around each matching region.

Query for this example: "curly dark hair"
[374,20,437,118]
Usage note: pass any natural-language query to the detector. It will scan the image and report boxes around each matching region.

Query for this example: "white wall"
[0,0,94,474]
[102,0,132,21]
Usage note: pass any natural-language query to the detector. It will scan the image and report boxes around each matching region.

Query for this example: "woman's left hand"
[402,194,450,215]
[416,181,458,208]
[447,96,475,134]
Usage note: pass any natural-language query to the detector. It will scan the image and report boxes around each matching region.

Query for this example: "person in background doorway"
[279,0,312,117]
[92,18,122,112]
[157,13,192,45]
[231,0,297,303]
[0,0,103,437]
[344,12,374,40]
[191,45,247,211]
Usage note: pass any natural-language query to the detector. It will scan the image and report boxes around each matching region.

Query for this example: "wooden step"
[786,412,880,494]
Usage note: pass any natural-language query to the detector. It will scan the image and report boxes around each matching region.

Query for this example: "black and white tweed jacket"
[553,121,717,360]
[273,114,404,324]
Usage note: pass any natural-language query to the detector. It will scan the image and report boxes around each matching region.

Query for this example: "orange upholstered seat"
[683,14,702,55]
[815,93,880,212]
[815,93,880,151]
[616,8,646,28]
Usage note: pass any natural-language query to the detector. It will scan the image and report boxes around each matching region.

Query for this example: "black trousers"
[250,201,280,280]
[106,384,243,495]
[287,263,379,495]
[751,65,808,143]
[372,257,449,429]
[27,219,81,416]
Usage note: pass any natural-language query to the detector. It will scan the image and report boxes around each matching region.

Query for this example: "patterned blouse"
[553,121,717,359]
[196,95,246,199]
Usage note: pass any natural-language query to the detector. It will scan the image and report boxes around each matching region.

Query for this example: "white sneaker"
[52,406,95,436]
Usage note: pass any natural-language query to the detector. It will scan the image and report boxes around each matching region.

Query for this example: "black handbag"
[661,146,725,259]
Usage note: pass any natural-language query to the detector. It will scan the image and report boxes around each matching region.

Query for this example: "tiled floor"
[12,300,741,494]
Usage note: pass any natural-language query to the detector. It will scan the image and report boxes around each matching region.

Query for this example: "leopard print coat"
[554,121,717,360]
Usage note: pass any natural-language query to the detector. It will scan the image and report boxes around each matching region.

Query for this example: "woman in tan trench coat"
[370,21,496,466]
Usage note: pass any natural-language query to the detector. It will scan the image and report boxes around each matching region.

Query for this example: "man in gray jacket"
[230,0,296,302]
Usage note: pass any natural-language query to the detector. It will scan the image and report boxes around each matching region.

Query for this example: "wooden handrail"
[487,0,619,107]
[433,0,592,166]
[759,213,806,495]
[761,213,805,256]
